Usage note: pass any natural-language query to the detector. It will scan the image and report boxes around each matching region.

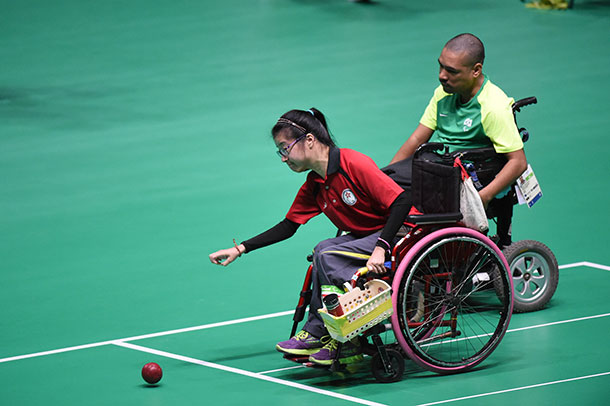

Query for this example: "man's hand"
[478,149,527,207]
[478,189,493,209]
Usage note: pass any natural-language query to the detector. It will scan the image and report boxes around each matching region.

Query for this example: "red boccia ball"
[142,362,163,384]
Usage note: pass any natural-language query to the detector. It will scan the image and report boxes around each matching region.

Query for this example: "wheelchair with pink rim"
[285,97,558,382]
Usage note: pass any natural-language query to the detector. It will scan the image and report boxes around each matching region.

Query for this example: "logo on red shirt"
[341,189,357,206]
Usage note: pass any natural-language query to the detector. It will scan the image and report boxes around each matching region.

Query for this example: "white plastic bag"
[460,177,489,233]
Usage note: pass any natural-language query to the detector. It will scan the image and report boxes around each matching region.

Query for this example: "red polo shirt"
[286,147,404,236]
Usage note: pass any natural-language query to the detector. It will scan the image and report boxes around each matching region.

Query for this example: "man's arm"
[390,124,434,164]
[478,148,527,207]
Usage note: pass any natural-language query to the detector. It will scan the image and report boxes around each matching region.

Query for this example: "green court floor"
[1,0,609,404]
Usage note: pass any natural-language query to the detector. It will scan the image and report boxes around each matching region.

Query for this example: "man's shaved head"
[444,33,485,66]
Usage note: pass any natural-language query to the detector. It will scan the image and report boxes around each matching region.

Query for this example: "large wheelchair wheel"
[391,227,513,374]
[498,240,558,313]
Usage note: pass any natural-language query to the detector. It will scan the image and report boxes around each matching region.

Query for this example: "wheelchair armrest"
[407,212,463,225]
[413,142,447,159]
[453,146,497,162]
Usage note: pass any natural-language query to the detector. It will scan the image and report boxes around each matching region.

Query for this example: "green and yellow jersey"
[420,76,523,153]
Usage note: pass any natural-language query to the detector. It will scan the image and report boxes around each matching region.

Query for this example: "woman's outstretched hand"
[209,244,245,267]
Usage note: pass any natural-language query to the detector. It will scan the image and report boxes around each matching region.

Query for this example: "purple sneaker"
[276,330,330,355]
[308,338,363,366]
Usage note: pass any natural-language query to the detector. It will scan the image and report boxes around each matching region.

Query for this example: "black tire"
[500,240,559,313]
[371,349,405,383]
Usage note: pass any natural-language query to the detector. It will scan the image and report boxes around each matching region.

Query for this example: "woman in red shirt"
[209,108,410,366]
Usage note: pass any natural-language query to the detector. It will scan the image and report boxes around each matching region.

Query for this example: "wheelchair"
[285,97,558,382]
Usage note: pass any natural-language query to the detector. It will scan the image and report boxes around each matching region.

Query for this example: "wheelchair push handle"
[512,96,537,113]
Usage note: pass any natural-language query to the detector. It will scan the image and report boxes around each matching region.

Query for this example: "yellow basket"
[318,279,393,343]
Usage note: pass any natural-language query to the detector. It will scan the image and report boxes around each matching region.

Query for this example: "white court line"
[0,341,116,364]
[112,341,388,406]
[259,364,306,374]
[0,260,607,365]
[384,312,610,351]
[0,310,294,364]
[262,314,610,373]
[508,312,610,333]
[559,261,610,271]
[119,309,294,342]
[415,371,610,406]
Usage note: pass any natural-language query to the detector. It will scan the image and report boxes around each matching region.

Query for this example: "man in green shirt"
[390,33,527,207]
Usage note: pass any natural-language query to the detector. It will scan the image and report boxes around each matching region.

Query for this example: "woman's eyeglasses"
[276,134,307,158]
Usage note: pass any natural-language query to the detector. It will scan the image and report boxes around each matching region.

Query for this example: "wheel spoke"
[526,256,545,274]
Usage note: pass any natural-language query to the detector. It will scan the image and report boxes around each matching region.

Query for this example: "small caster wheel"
[371,349,404,383]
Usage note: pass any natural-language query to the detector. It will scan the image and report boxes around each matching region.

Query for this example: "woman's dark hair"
[271,107,336,147]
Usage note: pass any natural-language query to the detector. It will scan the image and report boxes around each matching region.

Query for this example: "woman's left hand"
[366,246,388,275]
